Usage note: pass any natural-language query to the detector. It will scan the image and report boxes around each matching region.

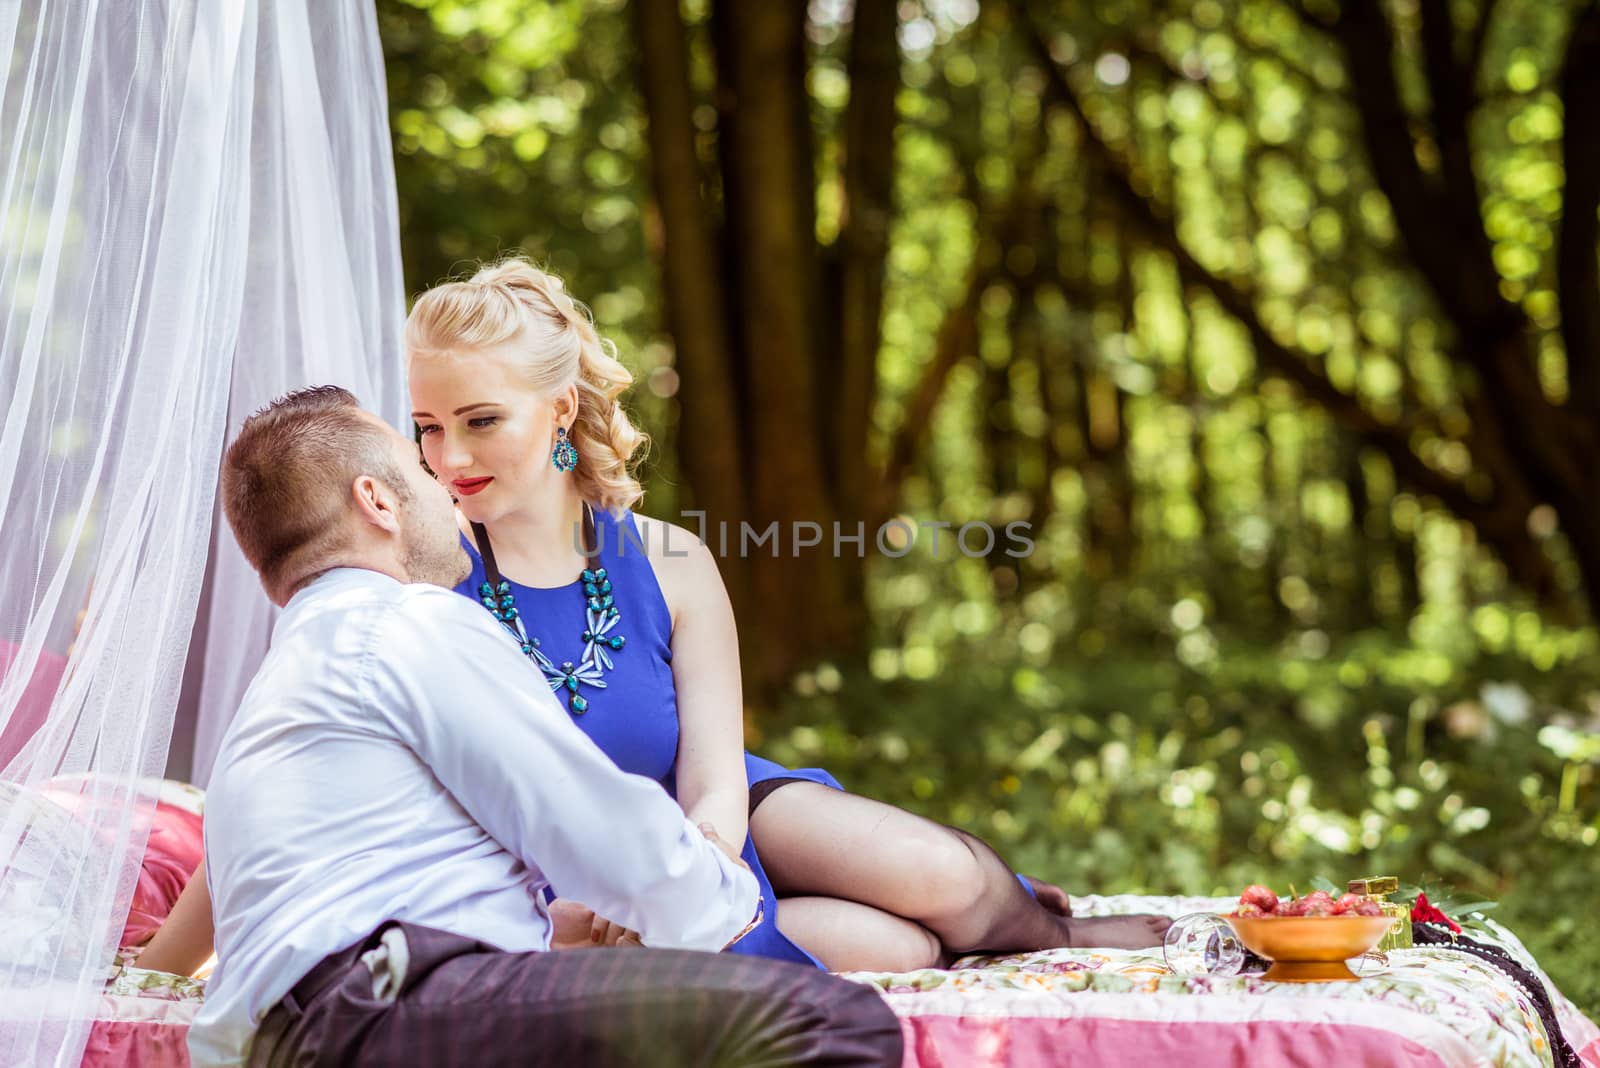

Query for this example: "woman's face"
[408,344,566,526]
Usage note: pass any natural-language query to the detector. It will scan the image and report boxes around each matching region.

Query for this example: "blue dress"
[455,508,840,967]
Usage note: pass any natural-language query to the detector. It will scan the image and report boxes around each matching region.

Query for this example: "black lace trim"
[1411,922,1582,1068]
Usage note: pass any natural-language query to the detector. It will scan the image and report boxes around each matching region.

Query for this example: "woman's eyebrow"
[410,402,497,419]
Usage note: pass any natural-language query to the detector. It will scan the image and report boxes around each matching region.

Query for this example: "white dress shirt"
[188,568,758,1068]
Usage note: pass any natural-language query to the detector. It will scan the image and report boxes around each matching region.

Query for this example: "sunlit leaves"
[380,0,1597,668]
[1505,49,1541,93]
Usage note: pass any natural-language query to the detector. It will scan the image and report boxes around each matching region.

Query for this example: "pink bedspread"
[886,990,1600,1067]
[83,880,1600,1067]
[91,955,1600,1068]
[897,1007,1487,1067]
[842,894,1600,1068]
[83,994,197,1068]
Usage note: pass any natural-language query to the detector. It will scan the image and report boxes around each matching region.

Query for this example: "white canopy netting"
[0,2,405,1063]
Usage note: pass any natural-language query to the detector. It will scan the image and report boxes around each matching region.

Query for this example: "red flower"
[1411,892,1461,933]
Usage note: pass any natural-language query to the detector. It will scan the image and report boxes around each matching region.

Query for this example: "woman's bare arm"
[133,858,215,976]
[642,517,751,854]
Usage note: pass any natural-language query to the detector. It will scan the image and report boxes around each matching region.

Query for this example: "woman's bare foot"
[1022,875,1073,916]
[1064,914,1171,949]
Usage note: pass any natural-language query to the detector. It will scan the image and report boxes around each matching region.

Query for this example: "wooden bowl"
[1224,915,1395,982]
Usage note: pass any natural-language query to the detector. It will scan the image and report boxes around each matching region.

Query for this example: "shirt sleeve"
[370,589,758,951]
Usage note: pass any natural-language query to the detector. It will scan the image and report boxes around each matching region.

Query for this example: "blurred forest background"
[377,0,1600,1010]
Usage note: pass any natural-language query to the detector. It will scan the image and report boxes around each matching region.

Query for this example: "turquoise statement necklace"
[470,512,625,714]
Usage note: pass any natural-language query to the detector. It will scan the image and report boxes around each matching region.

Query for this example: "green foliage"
[762,622,1600,1014]
[380,0,681,491]
[378,0,1600,1017]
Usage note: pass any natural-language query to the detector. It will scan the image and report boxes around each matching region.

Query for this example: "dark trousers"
[247,921,905,1068]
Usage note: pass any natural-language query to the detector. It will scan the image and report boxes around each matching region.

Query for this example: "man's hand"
[550,899,642,949]
[548,826,745,953]
[590,913,642,948]
[698,822,750,871]
[548,899,600,950]
[1023,875,1073,916]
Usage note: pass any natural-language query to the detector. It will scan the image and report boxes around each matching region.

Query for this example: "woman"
[406,258,1168,970]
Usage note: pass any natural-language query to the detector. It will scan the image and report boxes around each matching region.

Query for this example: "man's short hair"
[221,386,411,600]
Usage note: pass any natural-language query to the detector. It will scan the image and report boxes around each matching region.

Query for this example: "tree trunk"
[1021,5,1591,621]
[632,0,752,621]
[831,0,900,524]
[1341,439,1378,629]
[1013,196,1069,539]
[634,1,913,696]
[709,3,860,689]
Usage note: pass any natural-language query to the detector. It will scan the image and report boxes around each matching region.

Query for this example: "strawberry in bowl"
[1224,885,1391,982]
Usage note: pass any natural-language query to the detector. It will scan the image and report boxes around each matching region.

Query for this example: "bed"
[92,900,1599,1067]
[843,894,1600,1068]
[50,782,1600,1068]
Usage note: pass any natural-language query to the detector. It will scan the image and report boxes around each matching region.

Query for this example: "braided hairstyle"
[404,257,647,514]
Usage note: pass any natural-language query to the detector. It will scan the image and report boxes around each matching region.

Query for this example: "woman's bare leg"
[750,785,1168,956]
[773,896,946,972]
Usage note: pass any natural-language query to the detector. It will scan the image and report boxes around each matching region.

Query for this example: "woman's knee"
[872,922,944,973]
[892,826,987,919]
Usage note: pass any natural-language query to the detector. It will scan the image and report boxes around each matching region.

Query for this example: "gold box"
[1347,876,1413,952]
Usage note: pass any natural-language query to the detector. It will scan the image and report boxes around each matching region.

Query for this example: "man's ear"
[351,474,402,534]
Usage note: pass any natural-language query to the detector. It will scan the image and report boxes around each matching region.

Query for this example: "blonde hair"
[405,257,647,513]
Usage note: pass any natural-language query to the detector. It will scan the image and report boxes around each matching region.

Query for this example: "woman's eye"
[417,424,440,436]
[468,416,498,429]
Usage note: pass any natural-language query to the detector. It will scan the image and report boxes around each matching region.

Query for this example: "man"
[190,386,903,1068]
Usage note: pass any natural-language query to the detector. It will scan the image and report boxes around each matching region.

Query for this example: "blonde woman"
[406,258,1168,970]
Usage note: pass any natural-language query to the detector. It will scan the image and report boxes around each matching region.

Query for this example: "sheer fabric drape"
[191,0,407,788]
[0,2,404,1064]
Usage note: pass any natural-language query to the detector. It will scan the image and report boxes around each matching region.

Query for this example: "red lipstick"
[452,477,494,497]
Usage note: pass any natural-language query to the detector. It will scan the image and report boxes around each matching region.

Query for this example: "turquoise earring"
[551,426,579,473]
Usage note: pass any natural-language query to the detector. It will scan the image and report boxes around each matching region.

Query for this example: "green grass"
[758,629,1600,1018]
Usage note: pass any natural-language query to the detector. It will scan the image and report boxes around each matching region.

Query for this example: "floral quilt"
[842,894,1600,1068]
[91,892,1600,1068]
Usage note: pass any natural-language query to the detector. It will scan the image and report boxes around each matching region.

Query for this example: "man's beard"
[401,522,472,590]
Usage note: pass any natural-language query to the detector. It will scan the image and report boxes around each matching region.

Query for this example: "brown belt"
[278,930,376,1016]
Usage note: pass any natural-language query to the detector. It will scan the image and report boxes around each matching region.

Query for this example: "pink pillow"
[35,782,205,948]
[120,800,204,947]
[0,640,68,768]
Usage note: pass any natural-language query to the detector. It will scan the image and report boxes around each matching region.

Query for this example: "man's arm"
[374,591,758,951]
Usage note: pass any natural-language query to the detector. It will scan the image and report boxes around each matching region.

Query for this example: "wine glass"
[1162,913,1247,977]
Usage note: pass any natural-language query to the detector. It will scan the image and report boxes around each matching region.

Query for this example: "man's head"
[221,385,469,604]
